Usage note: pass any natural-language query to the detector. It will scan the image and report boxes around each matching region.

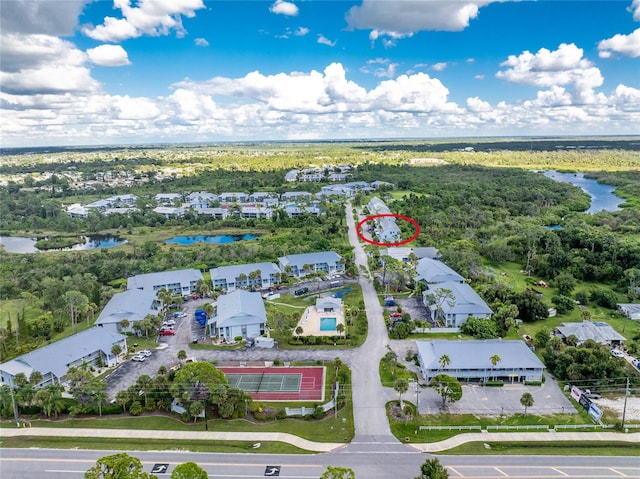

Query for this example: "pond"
[165,234,259,245]
[543,170,624,213]
[0,235,127,254]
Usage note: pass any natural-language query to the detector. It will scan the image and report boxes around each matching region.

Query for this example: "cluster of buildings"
[366,197,402,244]
[284,165,353,182]
[65,181,393,220]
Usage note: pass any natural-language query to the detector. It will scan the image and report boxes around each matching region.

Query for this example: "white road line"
[448,466,464,477]
[611,469,628,477]
[494,467,509,477]
[551,467,570,477]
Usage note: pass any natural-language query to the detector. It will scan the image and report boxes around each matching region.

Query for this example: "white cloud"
[431,62,447,71]
[295,27,310,36]
[474,74,485,80]
[629,0,640,21]
[0,33,98,94]
[3,62,640,146]
[194,37,209,47]
[496,43,603,104]
[1,0,89,35]
[317,34,336,47]
[269,0,299,17]
[82,0,205,42]
[374,63,398,78]
[598,28,640,58]
[87,44,131,66]
[346,0,505,41]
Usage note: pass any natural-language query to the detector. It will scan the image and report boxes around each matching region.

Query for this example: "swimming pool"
[320,317,337,331]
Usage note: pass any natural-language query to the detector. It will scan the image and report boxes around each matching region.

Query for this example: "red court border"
[219,366,325,402]
[356,213,420,247]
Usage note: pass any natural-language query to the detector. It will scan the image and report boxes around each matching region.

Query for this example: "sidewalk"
[2,427,638,454]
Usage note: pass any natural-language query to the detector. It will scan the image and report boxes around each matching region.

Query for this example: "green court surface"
[226,373,302,393]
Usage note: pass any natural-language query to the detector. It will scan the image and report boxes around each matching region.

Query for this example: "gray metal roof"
[212,290,266,328]
[210,262,280,282]
[95,289,158,325]
[278,251,342,269]
[416,339,545,371]
[424,281,493,316]
[555,321,626,344]
[415,257,464,283]
[0,327,127,380]
[127,268,203,291]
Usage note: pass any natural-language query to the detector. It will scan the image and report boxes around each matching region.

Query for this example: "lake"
[543,170,624,213]
[165,234,259,245]
[0,235,127,254]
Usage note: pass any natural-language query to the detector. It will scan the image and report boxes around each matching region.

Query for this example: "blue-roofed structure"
[95,288,160,333]
[210,262,281,291]
[127,268,203,295]
[0,328,127,388]
[208,290,267,341]
[416,339,545,383]
[422,281,493,327]
[414,257,465,284]
[366,197,401,243]
[278,251,343,278]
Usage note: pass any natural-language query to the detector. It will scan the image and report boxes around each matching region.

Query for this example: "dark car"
[294,287,309,296]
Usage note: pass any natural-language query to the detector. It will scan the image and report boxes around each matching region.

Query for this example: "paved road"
[1,447,638,479]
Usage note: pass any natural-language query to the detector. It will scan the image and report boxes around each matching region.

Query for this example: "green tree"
[439,354,451,370]
[414,458,449,479]
[34,384,65,418]
[551,272,576,297]
[171,462,208,479]
[63,290,89,334]
[85,452,157,479]
[394,378,409,409]
[190,400,204,422]
[29,370,43,386]
[489,354,501,381]
[520,392,534,416]
[430,374,463,408]
[111,344,122,364]
[460,317,498,339]
[177,349,187,364]
[320,466,356,479]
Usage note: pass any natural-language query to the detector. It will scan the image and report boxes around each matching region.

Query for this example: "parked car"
[140,349,152,357]
[131,354,146,362]
[611,349,624,358]
[159,329,176,336]
[294,287,309,296]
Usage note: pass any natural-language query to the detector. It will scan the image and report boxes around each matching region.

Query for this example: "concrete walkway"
[2,427,638,454]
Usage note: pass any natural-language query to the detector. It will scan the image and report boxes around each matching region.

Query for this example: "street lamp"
[414,381,421,434]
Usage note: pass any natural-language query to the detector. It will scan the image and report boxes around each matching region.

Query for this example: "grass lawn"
[439,441,640,456]
[0,436,310,454]
[0,299,41,328]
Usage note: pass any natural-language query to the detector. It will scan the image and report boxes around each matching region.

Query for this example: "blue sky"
[1,0,639,147]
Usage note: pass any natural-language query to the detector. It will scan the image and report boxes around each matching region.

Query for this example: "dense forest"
[1,141,639,368]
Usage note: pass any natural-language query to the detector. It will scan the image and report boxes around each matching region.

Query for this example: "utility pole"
[414,381,421,434]
[621,377,630,431]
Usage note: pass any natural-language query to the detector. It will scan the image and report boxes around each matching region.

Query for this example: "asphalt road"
[1,448,638,479]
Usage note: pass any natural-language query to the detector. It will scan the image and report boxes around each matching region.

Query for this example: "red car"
[159,329,176,336]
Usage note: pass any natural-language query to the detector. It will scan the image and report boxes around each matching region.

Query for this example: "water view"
[165,234,259,245]
[543,170,624,213]
[0,235,127,254]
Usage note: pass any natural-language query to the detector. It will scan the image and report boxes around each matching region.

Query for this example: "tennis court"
[219,366,325,401]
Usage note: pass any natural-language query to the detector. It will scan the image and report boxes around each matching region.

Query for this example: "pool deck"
[296,306,345,337]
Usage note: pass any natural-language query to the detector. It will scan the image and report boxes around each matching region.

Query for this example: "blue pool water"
[332,287,351,299]
[165,234,258,245]
[320,317,337,331]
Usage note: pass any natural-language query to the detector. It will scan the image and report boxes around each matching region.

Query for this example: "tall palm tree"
[336,323,345,338]
[111,344,122,364]
[177,349,187,365]
[119,319,130,332]
[394,378,409,409]
[439,354,451,371]
[489,354,501,381]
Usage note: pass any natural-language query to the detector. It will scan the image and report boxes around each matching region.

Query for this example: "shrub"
[484,381,504,387]
[524,381,542,386]
[129,400,143,416]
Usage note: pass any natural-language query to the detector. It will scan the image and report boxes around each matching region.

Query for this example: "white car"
[611,349,624,358]
[140,349,152,357]
[164,319,176,326]
[132,354,146,362]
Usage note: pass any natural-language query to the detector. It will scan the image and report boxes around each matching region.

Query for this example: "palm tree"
[157,365,167,376]
[119,319,130,332]
[237,273,248,288]
[177,349,187,365]
[439,354,451,371]
[29,371,43,387]
[35,384,64,419]
[156,288,171,311]
[520,392,534,417]
[489,354,501,381]
[294,326,303,339]
[336,322,345,338]
[394,378,409,409]
[111,344,122,365]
